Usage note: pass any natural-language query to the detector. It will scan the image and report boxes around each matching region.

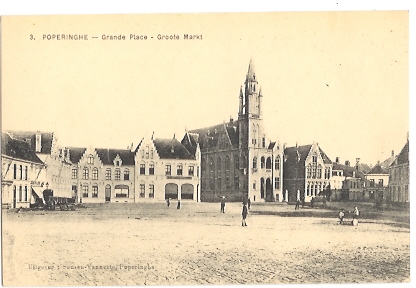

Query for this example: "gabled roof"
[367,164,388,175]
[154,138,194,160]
[67,147,87,164]
[391,140,409,166]
[95,148,135,166]
[268,142,276,150]
[357,163,371,174]
[187,121,239,150]
[284,144,332,165]
[1,133,44,164]
[284,145,312,164]
[6,131,54,154]
[379,156,395,169]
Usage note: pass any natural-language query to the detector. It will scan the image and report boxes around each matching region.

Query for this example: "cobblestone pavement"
[2,202,410,285]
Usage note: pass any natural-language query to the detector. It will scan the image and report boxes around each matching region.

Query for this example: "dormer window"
[171,146,174,153]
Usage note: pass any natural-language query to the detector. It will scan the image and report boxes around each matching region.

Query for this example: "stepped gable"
[7,130,54,154]
[67,147,87,164]
[95,148,135,165]
[153,138,194,160]
[2,133,43,164]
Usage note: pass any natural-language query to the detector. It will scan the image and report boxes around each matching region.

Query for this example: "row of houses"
[2,60,409,208]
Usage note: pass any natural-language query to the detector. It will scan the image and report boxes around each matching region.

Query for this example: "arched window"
[87,154,94,164]
[82,168,89,180]
[307,164,312,178]
[92,167,98,180]
[149,163,155,175]
[124,169,130,180]
[82,184,89,197]
[260,157,265,169]
[105,168,111,180]
[266,157,272,169]
[225,156,230,188]
[216,157,222,190]
[92,185,98,197]
[234,154,239,170]
[252,157,257,169]
[275,156,280,170]
[209,157,215,190]
[317,165,322,179]
[115,168,121,180]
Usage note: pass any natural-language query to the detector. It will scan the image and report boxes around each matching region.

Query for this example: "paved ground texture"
[2,201,410,285]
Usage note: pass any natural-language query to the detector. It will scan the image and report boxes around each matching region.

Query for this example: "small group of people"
[338,206,360,226]
[294,196,305,210]
[219,196,251,227]
[166,198,181,209]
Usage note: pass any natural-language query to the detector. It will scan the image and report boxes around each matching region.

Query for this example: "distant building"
[364,163,389,202]
[379,150,396,170]
[182,60,283,202]
[134,136,200,201]
[283,142,332,202]
[1,133,45,208]
[388,139,409,203]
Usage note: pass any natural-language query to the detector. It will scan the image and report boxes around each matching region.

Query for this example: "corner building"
[182,60,283,202]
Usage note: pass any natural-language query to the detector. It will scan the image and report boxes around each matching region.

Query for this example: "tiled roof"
[1,133,44,164]
[187,121,239,150]
[392,140,409,166]
[153,138,195,160]
[268,142,276,150]
[379,156,395,169]
[67,147,87,164]
[7,131,54,154]
[95,148,136,166]
[284,145,312,164]
[318,147,332,164]
[367,164,388,175]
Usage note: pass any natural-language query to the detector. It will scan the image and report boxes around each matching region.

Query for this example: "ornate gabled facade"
[134,136,200,201]
[69,146,136,203]
[182,60,283,202]
[283,142,332,202]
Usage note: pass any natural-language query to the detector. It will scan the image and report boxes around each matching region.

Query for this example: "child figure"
[338,209,345,225]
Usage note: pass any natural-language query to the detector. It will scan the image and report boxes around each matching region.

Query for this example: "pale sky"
[1,11,409,166]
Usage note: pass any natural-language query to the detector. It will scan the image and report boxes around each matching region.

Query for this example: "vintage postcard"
[1,11,410,286]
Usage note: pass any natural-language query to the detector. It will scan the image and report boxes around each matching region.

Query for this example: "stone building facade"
[134,136,200,201]
[182,60,283,202]
[388,139,409,203]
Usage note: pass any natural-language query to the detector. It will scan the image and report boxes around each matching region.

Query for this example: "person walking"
[220,196,226,213]
[242,202,248,227]
[177,199,181,209]
[301,196,305,208]
[338,209,345,225]
[295,197,300,210]
[166,198,170,208]
[352,206,359,225]
[247,197,251,210]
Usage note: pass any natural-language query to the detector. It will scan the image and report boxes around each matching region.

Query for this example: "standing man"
[295,197,300,210]
[220,196,226,213]
[352,207,359,225]
[166,198,170,208]
[242,202,248,227]
[247,197,251,210]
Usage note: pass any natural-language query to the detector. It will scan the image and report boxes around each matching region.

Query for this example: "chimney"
[345,160,350,167]
[335,157,339,164]
[35,132,42,153]
[230,116,234,123]
[377,160,380,165]
[391,150,394,157]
